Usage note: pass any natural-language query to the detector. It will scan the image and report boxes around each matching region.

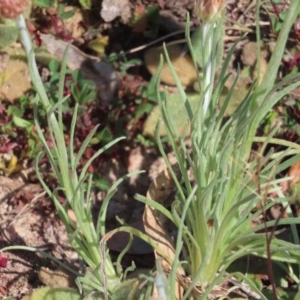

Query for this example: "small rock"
[144,43,197,86]
[100,0,131,23]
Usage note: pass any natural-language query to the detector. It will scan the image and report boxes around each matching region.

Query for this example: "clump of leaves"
[134,0,300,299]
[2,11,149,299]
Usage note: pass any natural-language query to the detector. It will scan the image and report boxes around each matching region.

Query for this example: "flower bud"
[0,0,28,19]
[195,0,225,22]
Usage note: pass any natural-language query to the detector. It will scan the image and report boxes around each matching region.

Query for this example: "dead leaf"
[87,36,109,55]
[0,154,23,177]
[62,6,86,39]
[280,161,300,192]
[287,161,300,186]
[40,34,120,106]
[144,163,185,299]
[40,33,96,69]
[0,59,31,102]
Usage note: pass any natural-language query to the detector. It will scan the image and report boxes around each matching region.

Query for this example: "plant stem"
[16,14,74,203]
[16,15,49,109]
[202,23,213,116]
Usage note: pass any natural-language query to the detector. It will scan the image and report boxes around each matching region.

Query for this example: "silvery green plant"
[0,12,145,300]
[136,0,300,298]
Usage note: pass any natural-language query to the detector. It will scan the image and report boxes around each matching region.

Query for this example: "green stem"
[16,15,73,200]
[202,22,213,116]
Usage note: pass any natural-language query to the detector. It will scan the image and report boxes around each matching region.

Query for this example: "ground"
[0,0,300,299]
